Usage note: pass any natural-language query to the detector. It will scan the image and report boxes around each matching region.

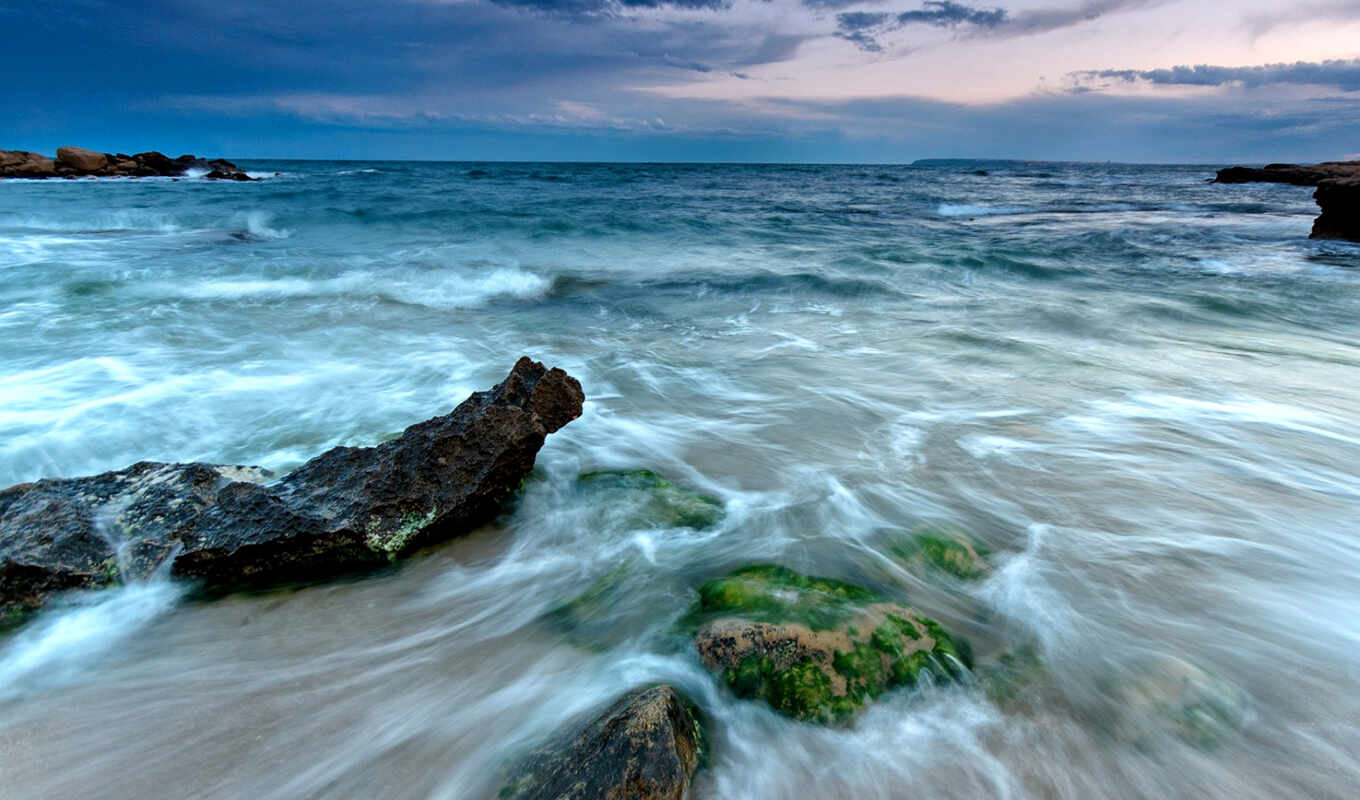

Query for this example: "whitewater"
[1,161,1358,799]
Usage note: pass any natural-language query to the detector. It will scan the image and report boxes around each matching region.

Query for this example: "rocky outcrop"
[1312,178,1360,241]
[0,147,257,180]
[685,565,970,723]
[499,686,704,800]
[1213,162,1360,186]
[1214,161,1360,242]
[0,150,56,178]
[56,146,109,172]
[0,357,583,617]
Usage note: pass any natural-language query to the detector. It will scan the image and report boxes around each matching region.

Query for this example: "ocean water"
[1,161,1358,799]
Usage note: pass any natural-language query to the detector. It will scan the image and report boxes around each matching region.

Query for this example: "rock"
[545,562,635,649]
[1116,655,1248,749]
[133,151,177,174]
[1311,177,1360,241]
[203,157,256,181]
[1213,162,1360,186]
[1,147,257,180]
[575,469,724,530]
[499,685,704,800]
[976,645,1046,708]
[56,146,109,172]
[890,528,991,580]
[1214,161,1360,243]
[0,357,583,617]
[204,168,255,181]
[686,565,970,723]
[0,150,56,178]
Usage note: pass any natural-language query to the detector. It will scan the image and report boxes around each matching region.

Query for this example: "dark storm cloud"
[0,0,807,115]
[1074,59,1360,93]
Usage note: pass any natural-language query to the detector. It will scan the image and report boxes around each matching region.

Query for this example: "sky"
[3,0,1359,162]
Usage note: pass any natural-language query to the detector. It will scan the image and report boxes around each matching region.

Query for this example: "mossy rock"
[576,469,723,530]
[890,528,991,580]
[543,562,634,649]
[687,565,971,724]
[1118,656,1248,750]
[977,645,1046,708]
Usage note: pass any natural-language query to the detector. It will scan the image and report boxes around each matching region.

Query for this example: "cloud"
[835,2,1005,50]
[1072,58,1360,93]
[898,1,1006,27]
[997,0,1160,37]
[837,0,1152,52]
[487,0,731,17]
[1243,1,1360,37]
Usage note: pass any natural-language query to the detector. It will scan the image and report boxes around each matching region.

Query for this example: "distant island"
[0,146,255,181]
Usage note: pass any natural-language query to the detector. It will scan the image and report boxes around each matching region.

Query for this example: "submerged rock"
[1117,655,1248,749]
[499,685,704,800]
[890,528,991,580]
[545,562,635,649]
[976,645,1047,708]
[0,357,583,617]
[686,565,970,723]
[575,469,724,530]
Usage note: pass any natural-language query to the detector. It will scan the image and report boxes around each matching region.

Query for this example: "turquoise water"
[1,162,1358,798]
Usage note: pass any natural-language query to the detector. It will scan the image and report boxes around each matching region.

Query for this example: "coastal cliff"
[1214,161,1360,242]
[0,146,255,180]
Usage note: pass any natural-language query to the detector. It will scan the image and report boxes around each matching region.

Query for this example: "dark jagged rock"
[0,358,583,617]
[499,686,704,800]
[1214,161,1360,242]
[1312,178,1360,241]
[0,146,257,180]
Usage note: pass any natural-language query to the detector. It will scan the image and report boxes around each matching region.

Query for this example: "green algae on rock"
[1117,655,1249,750]
[890,528,992,580]
[499,685,704,800]
[977,645,1047,708]
[543,562,636,649]
[576,469,724,530]
[688,565,971,723]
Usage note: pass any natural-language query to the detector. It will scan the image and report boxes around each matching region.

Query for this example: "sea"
[1,161,1358,799]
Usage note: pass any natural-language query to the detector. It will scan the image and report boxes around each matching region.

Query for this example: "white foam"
[0,582,184,701]
[938,204,1026,217]
[157,265,550,309]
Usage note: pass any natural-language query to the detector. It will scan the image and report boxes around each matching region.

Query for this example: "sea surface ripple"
[1,161,1358,799]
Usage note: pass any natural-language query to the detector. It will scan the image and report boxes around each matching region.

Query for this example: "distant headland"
[0,146,255,181]
[1213,161,1359,242]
